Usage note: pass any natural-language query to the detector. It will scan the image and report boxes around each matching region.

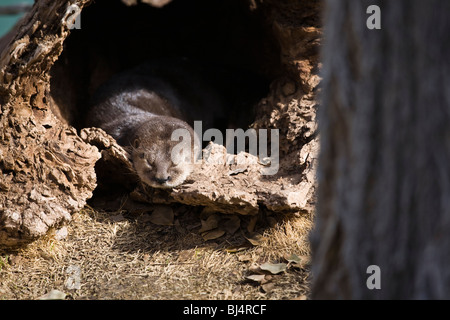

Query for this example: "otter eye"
[133,139,140,148]
[139,153,145,159]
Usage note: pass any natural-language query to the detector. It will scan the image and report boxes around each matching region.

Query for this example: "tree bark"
[0,0,100,247]
[312,0,450,299]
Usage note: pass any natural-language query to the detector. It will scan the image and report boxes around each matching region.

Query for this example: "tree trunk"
[312,0,450,299]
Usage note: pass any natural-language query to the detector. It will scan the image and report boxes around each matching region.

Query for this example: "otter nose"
[155,165,170,184]
[155,176,170,184]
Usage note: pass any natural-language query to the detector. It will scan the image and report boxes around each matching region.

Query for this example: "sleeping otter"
[86,59,226,188]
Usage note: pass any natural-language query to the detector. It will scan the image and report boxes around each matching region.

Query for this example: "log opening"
[49,0,278,130]
[49,0,282,204]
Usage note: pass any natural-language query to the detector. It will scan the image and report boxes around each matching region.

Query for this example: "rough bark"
[0,0,100,247]
[81,127,316,216]
[312,0,450,299]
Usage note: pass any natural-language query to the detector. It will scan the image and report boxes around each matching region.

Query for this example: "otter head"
[130,117,200,189]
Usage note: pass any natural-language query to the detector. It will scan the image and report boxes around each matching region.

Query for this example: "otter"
[86,59,227,188]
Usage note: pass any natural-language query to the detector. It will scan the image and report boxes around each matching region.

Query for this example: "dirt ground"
[0,204,312,300]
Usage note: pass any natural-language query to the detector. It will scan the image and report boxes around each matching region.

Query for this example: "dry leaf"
[300,255,311,266]
[225,242,252,253]
[199,214,219,233]
[174,219,185,234]
[246,274,266,283]
[222,215,241,234]
[245,232,265,246]
[260,262,287,274]
[148,205,174,226]
[200,207,216,219]
[261,282,275,293]
[202,229,225,241]
[247,215,258,233]
[285,253,310,267]
[286,253,302,264]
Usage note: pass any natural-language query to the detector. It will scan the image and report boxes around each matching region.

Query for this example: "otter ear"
[133,139,140,148]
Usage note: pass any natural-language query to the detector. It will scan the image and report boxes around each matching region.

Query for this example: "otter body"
[87,59,225,188]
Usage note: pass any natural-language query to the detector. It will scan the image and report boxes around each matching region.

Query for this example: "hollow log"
[0,0,322,247]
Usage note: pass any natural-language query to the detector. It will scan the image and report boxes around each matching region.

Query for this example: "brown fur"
[86,61,208,188]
